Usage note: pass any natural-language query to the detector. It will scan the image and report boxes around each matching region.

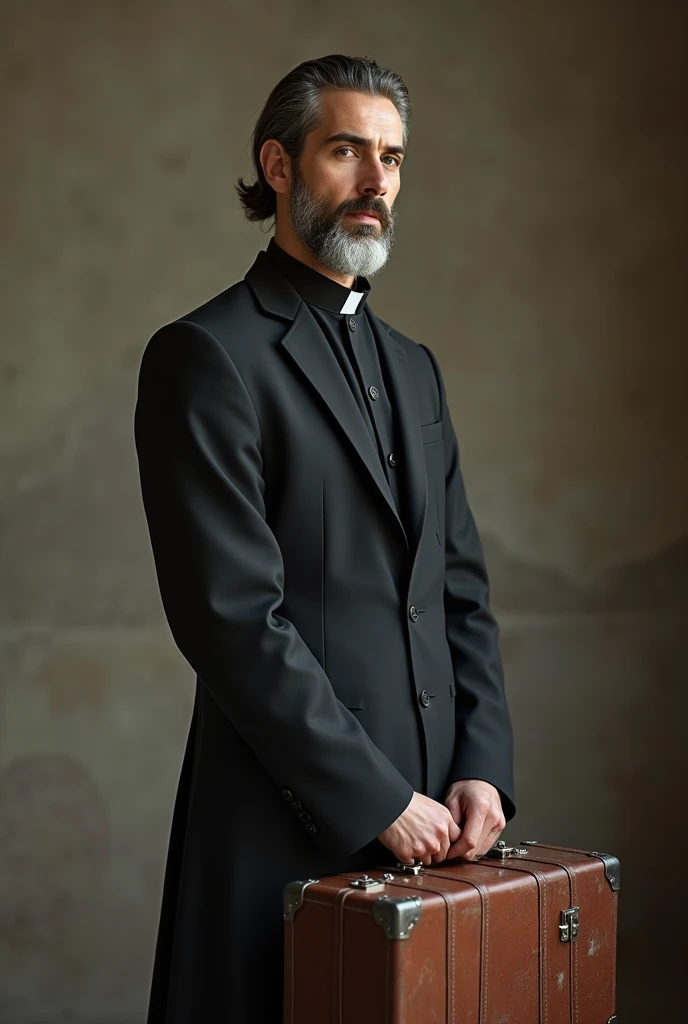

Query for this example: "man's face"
[288,89,404,279]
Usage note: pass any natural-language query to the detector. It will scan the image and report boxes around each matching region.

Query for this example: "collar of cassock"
[265,236,371,316]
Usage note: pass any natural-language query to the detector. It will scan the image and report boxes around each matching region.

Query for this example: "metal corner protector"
[283,878,319,921]
[372,894,423,940]
[589,851,621,891]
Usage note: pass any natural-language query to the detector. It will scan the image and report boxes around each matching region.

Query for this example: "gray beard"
[288,168,397,279]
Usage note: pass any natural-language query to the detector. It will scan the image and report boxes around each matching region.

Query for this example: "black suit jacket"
[135,246,515,1022]
[135,247,514,856]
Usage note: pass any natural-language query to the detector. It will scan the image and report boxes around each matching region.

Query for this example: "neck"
[273,222,355,289]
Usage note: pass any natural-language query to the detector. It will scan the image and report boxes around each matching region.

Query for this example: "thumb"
[448,817,461,845]
[449,803,483,858]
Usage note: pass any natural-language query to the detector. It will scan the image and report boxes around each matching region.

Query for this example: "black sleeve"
[134,319,414,855]
[420,343,516,822]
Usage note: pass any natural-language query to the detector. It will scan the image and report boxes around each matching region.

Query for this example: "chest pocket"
[420,419,442,445]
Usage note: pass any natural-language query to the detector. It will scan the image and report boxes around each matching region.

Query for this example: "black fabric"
[265,235,371,314]
[265,238,411,540]
[134,242,515,1023]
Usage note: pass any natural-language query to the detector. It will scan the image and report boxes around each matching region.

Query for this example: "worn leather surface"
[285,843,618,1023]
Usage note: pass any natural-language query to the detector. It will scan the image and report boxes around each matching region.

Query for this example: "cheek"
[315,171,354,214]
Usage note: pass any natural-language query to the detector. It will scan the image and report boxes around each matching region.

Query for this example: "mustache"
[339,201,389,227]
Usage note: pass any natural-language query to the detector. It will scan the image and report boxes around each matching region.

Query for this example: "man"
[134,54,515,1024]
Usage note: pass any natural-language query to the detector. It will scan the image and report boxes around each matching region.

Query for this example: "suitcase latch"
[559,906,580,942]
[485,840,529,860]
[349,874,386,893]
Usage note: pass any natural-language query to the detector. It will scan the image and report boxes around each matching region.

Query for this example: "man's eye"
[335,148,400,167]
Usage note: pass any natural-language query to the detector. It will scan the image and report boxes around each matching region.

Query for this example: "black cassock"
[134,239,516,1023]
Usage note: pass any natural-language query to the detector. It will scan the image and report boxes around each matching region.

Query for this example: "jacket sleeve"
[134,319,414,856]
[420,343,516,822]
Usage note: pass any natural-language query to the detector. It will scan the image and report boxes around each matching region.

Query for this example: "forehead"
[311,89,403,143]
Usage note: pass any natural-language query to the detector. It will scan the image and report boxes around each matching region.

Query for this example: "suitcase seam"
[343,872,468,1022]
[420,870,490,1024]
[479,858,549,1024]
[333,888,356,1024]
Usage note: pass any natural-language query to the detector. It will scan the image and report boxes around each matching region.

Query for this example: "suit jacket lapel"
[368,310,428,557]
[280,303,410,552]
[245,250,428,558]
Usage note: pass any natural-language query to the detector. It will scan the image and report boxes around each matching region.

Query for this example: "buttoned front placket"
[340,307,409,536]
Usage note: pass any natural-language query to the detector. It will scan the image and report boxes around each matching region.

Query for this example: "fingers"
[388,790,504,867]
[447,801,506,862]
[470,818,506,860]
[448,802,484,860]
[445,837,464,861]
[429,825,457,865]
[431,814,462,863]
[406,813,504,867]
[403,806,462,866]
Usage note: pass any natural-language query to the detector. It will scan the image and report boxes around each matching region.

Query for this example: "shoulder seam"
[178,318,264,452]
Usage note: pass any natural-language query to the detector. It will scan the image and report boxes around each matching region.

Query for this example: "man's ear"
[260,139,291,197]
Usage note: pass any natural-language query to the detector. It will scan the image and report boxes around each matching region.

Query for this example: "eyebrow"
[322,131,406,157]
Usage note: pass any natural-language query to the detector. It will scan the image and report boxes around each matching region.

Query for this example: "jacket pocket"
[420,419,443,445]
[334,686,364,710]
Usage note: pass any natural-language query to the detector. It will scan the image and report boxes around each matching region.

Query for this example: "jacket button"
[348,317,357,331]
[419,690,431,707]
[368,385,379,400]
[409,605,419,622]
[281,788,293,801]
[388,452,397,467]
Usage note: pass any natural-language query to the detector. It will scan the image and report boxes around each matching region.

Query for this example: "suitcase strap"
[414,859,580,1024]
[504,851,583,1024]
[332,887,357,1024]
[430,873,490,1024]
[387,859,577,1024]
[340,869,490,1024]
[476,856,574,1024]
[522,845,618,1015]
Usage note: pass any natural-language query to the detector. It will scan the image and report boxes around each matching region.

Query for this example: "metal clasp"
[485,840,529,860]
[349,874,386,893]
[396,860,424,875]
[559,906,580,942]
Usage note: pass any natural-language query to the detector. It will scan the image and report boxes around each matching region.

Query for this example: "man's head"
[236,55,410,281]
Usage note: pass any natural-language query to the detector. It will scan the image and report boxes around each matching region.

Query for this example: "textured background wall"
[1,0,686,1020]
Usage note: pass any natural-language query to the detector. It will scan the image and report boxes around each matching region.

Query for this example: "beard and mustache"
[288,161,397,281]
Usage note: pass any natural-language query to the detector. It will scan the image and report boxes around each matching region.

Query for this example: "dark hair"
[235,54,410,225]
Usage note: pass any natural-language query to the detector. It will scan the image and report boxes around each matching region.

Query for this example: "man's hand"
[377,792,461,865]
[440,779,506,862]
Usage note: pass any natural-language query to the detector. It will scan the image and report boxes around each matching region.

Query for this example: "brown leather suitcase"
[283,839,619,1023]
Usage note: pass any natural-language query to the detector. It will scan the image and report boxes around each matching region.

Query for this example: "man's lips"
[346,211,381,224]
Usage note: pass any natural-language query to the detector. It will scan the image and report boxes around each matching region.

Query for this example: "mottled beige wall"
[1,1,686,1020]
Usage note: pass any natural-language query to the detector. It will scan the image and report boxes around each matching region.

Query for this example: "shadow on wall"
[484,532,688,614]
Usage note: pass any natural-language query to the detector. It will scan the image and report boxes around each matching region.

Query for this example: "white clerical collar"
[339,290,366,315]
[265,238,371,315]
